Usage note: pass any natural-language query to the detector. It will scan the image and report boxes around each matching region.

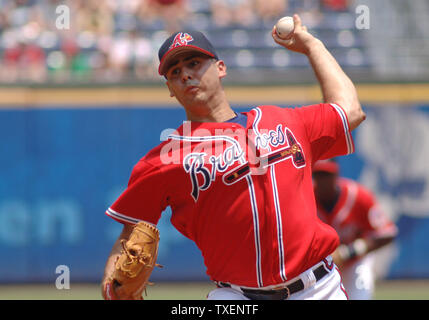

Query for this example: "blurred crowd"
[0,0,351,84]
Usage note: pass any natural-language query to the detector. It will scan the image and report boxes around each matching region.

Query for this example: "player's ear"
[216,60,227,79]
[166,81,175,97]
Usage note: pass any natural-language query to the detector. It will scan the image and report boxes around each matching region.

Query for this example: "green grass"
[0,282,216,300]
[0,280,428,300]
[373,280,429,300]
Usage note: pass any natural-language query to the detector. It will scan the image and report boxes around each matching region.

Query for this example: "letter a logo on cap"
[169,32,194,49]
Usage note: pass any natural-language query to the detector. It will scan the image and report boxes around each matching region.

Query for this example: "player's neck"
[185,97,235,123]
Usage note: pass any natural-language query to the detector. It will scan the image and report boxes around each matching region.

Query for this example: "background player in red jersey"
[312,159,398,299]
[101,14,366,300]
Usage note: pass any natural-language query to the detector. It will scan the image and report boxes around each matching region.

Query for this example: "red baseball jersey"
[106,103,354,287]
[315,177,398,245]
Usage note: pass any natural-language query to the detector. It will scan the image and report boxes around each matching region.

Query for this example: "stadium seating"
[0,0,373,84]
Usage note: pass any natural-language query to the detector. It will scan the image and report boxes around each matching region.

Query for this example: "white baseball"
[275,16,294,39]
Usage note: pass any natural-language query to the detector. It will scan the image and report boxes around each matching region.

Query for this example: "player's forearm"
[102,241,122,281]
[364,236,396,254]
[335,236,395,265]
[306,39,365,130]
[101,224,134,285]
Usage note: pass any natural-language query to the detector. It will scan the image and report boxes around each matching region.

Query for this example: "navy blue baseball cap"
[158,31,219,76]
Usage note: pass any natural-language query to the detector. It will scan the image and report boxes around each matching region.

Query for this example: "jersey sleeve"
[105,159,168,225]
[356,186,398,239]
[296,103,354,161]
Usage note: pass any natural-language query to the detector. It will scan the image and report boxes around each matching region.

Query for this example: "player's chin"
[185,86,200,95]
[185,91,206,104]
[186,90,206,103]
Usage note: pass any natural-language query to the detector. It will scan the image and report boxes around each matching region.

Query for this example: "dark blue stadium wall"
[0,104,428,283]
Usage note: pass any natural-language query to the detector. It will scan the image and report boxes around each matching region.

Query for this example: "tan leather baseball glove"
[104,221,161,300]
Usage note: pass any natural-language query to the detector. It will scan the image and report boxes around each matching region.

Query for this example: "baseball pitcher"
[101,14,366,300]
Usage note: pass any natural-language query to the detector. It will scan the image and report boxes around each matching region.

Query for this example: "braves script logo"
[183,142,245,201]
[163,113,306,202]
[255,124,287,150]
[180,126,305,201]
[252,113,306,169]
[169,32,194,49]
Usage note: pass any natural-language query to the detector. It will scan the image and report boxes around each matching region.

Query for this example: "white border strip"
[330,103,354,155]
[270,165,287,282]
[252,106,288,284]
[246,175,263,287]
[106,207,141,225]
